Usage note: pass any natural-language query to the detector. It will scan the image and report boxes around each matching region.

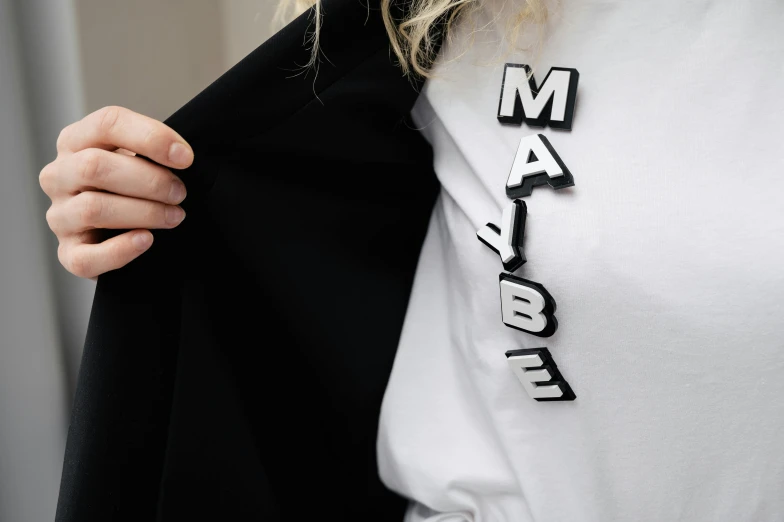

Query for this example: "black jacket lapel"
[55,0,441,520]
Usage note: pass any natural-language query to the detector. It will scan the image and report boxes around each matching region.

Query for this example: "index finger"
[57,106,194,170]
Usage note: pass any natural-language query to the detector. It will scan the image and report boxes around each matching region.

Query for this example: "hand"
[39,106,194,281]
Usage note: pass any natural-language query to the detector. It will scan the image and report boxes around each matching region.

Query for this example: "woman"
[41,0,784,521]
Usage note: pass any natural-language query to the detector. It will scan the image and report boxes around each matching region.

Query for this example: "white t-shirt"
[376,1,784,521]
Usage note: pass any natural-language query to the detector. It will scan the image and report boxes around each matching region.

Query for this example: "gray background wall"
[75,0,275,119]
[0,1,276,520]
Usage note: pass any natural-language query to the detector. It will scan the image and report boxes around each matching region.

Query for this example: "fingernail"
[168,142,193,167]
[168,180,186,204]
[132,231,152,251]
[165,205,186,226]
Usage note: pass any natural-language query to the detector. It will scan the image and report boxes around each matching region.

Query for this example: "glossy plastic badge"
[506,134,574,199]
[505,347,575,401]
[476,199,527,272]
[497,64,579,130]
[499,272,558,337]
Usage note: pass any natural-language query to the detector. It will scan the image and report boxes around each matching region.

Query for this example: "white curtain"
[0,0,94,520]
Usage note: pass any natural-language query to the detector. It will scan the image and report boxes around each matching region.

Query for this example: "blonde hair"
[273,0,549,77]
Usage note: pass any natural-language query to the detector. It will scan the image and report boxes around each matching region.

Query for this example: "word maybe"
[478,64,580,401]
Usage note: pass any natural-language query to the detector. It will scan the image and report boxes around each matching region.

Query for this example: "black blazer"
[55,1,442,520]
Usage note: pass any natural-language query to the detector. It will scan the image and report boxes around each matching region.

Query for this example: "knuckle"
[147,171,169,197]
[106,240,126,268]
[56,243,69,270]
[76,149,104,185]
[68,250,92,278]
[149,203,166,225]
[38,161,57,193]
[75,192,103,227]
[56,124,74,152]
[141,125,163,152]
[45,204,59,232]
[96,105,123,136]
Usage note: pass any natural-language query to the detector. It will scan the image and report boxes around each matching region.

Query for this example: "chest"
[417,0,784,311]
[413,0,784,399]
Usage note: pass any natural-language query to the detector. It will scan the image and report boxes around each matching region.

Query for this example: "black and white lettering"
[506,134,574,199]
[499,273,557,337]
[476,200,527,272]
[497,64,579,130]
[505,347,575,401]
